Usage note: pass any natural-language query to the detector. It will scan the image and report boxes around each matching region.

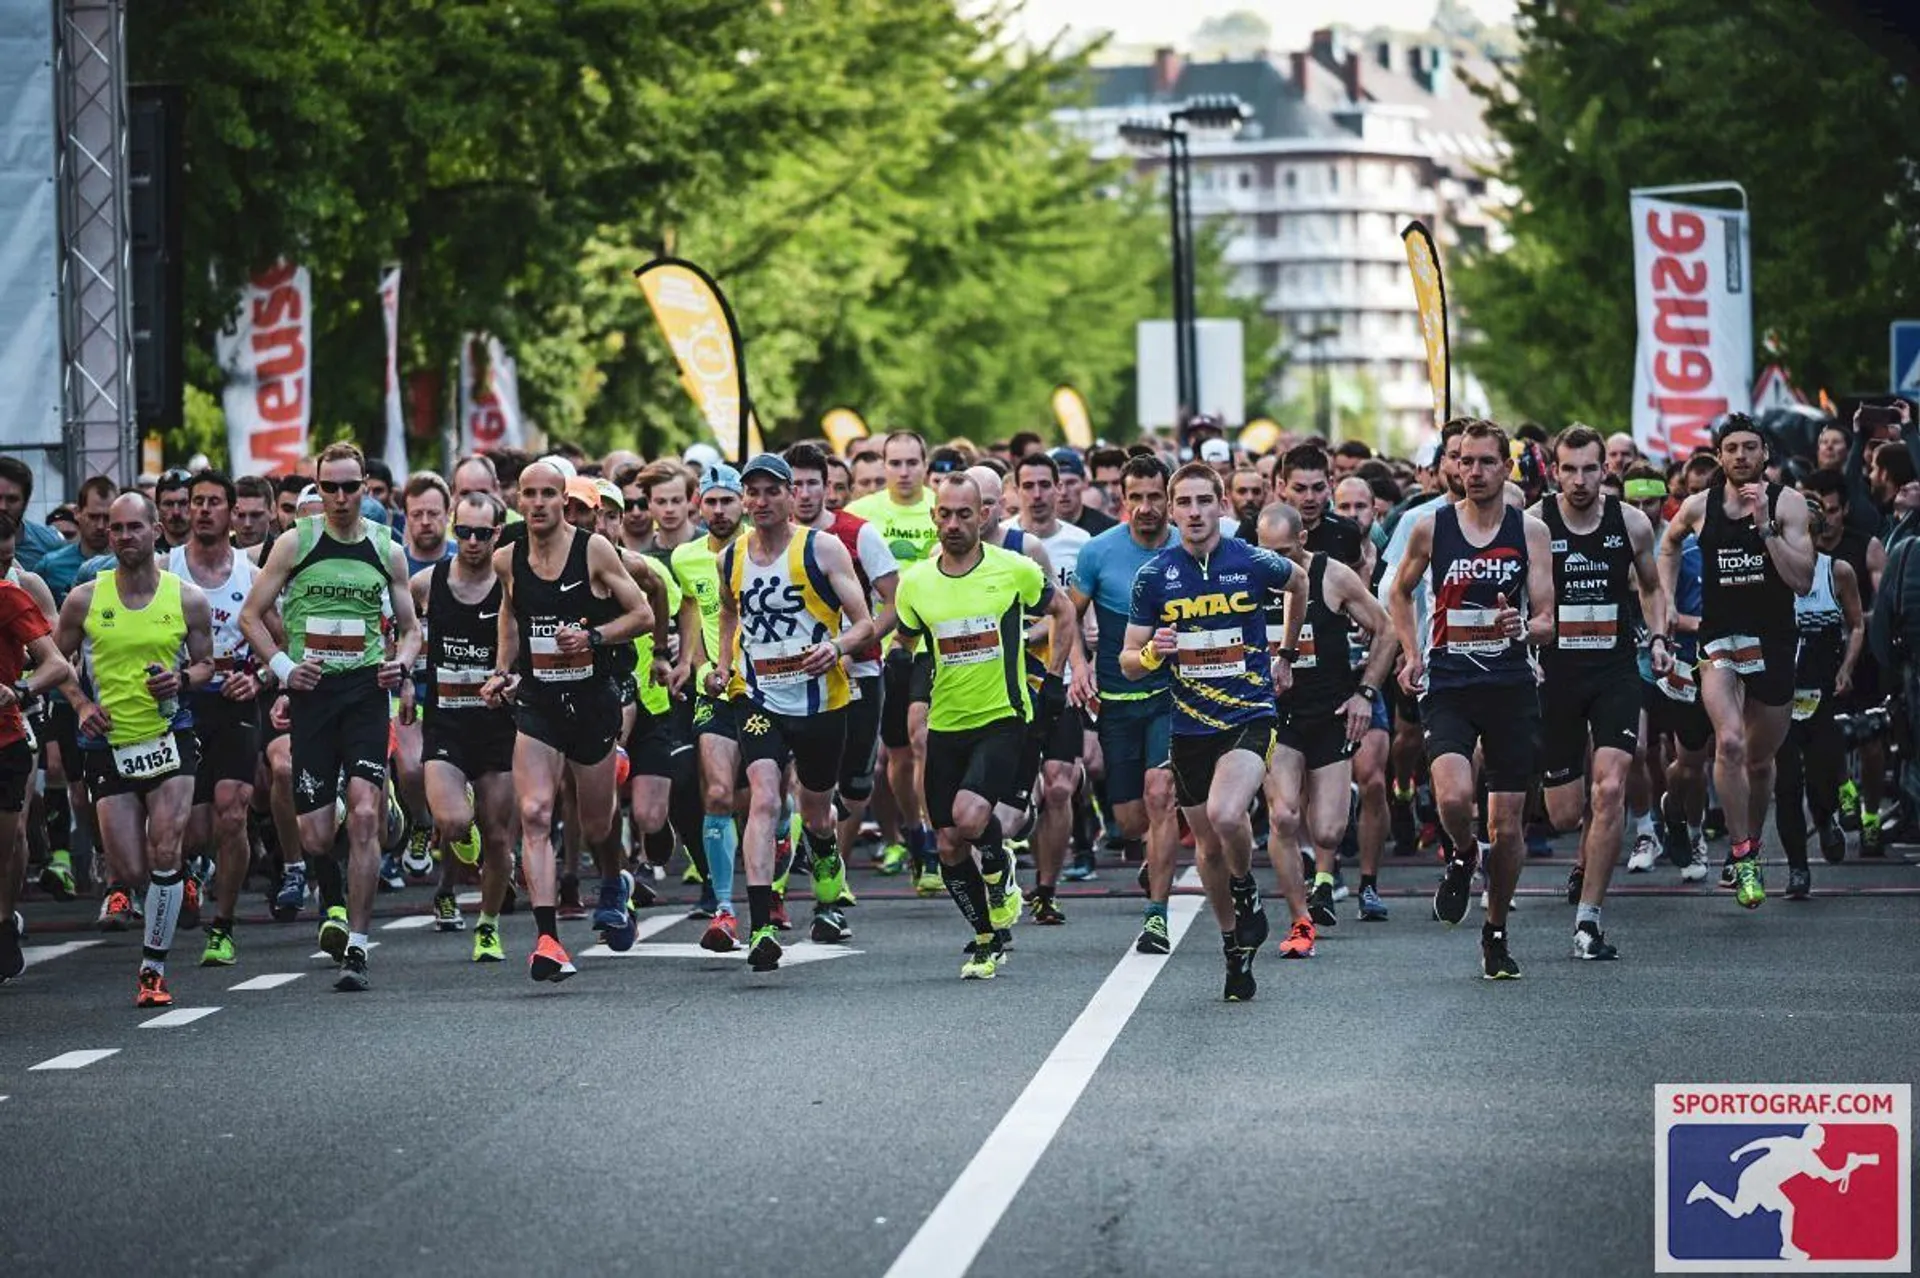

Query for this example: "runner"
[1658,413,1817,909]
[392,474,456,883]
[411,493,518,960]
[56,492,217,1005]
[482,460,655,983]
[242,443,422,993]
[1122,463,1303,1001]
[1071,454,1181,953]
[894,473,1080,979]
[1259,501,1396,947]
[1534,426,1668,961]
[710,453,876,970]
[1387,419,1555,980]
[166,470,266,967]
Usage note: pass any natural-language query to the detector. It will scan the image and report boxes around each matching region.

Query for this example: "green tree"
[1453,0,1920,430]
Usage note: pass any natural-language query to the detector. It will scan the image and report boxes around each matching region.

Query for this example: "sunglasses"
[317,479,363,495]
[452,524,498,541]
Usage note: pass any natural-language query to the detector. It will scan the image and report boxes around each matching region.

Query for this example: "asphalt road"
[3,844,1916,1278]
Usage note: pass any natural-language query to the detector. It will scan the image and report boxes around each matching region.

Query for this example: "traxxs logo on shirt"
[1655,1083,1910,1272]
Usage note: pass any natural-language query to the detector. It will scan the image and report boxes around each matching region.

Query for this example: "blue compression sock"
[702,815,738,913]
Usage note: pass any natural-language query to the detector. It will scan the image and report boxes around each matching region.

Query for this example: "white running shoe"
[1627,833,1657,873]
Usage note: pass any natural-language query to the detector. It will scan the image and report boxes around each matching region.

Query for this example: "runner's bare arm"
[673,592,704,691]
[1118,620,1166,682]
[1623,503,1670,665]
[621,550,671,654]
[382,541,424,685]
[1763,486,1817,596]
[16,570,55,623]
[1522,514,1555,647]
[581,535,652,645]
[489,545,519,676]
[816,533,875,658]
[178,583,217,692]
[51,582,91,664]
[1386,517,1433,688]
[1021,540,1054,647]
[1834,558,1864,697]
[867,571,900,648]
[408,565,431,619]
[21,634,81,710]
[1331,558,1397,691]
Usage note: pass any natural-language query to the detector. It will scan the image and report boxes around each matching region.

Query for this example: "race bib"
[1557,603,1618,651]
[1658,660,1698,704]
[933,616,1001,667]
[435,667,491,710]
[748,636,814,688]
[1287,623,1318,671]
[1176,626,1246,679]
[1703,633,1765,675]
[304,617,367,664]
[1791,688,1823,721]
[1444,607,1509,656]
[113,732,181,781]
[529,633,594,682]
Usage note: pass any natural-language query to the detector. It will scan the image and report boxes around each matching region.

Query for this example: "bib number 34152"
[113,732,180,781]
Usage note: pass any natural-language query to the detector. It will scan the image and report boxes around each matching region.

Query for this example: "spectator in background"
[850,448,886,499]
[0,456,67,572]
[1228,466,1267,543]
[1815,420,1849,474]
[153,468,193,548]
[273,474,306,531]
[1087,446,1126,499]
[35,474,116,601]
[1604,431,1640,475]
[230,475,274,549]
[825,456,854,512]
[1198,437,1234,485]
[47,505,78,543]
[1051,447,1116,534]
[365,459,395,511]
[1006,431,1043,460]
[1332,439,1372,480]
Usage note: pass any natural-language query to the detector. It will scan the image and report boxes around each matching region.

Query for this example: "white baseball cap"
[683,442,723,470]
[1199,438,1232,464]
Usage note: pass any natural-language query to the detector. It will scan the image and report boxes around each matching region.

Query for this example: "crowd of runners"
[0,402,1907,1002]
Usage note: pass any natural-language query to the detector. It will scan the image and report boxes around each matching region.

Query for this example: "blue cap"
[699,462,743,496]
[359,495,390,525]
[1048,447,1086,477]
[740,452,793,485]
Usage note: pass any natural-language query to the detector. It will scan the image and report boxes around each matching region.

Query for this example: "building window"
[1283,169,1297,192]
[1260,263,1279,291]
[1328,165,1339,193]
[1238,169,1252,189]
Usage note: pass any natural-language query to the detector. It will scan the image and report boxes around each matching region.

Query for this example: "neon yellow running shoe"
[317,906,349,961]
[987,875,1024,932]
[199,926,236,967]
[960,935,1000,980]
[451,824,481,867]
[876,843,907,876]
[472,919,505,963]
[1734,856,1765,910]
[914,865,944,898]
[811,853,847,907]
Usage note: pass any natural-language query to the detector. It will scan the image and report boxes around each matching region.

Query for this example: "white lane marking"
[570,913,690,955]
[1173,865,1203,890]
[308,941,380,960]
[883,896,1203,1278]
[21,940,103,968]
[455,891,481,907]
[140,1006,221,1029]
[229,973,304,991]
[579,941,861,966]
[29,1049,120,1071]
[380,915,438,931]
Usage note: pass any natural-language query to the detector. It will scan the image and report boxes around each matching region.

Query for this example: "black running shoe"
[334,946,370,992]
[1571,921,1617,961]
[1390,796,1418,857]
[747,926,783,972]
[1480,924,1521,979]
[1307,881,1338,928]
[1818,819,1846,864]
[1432,853,1476,926]
[809,907,852,944]
[1223,946,1257,1002]
[1565,865,1584,906]
[1786,866,1812,900]
[962,928,1014,955]
[629,872,658,911]
[1659,807,1693,868]
[1232,886,1271,950]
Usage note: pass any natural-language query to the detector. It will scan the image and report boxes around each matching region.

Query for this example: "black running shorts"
[1170,718,1274,808]
[1420,683,1540,793]
[1540,661,1642,786]
[82,729,201,801]
[624,703,681,779]
[0,737,33,812]
[191,693,260,804]
[424,710,517,780]
[738,705,846,794]
[838,675,883,801]
[1274,708,1359,772]
[514,676,622,766]
[288,667,389,814]
[924,718,1025,830]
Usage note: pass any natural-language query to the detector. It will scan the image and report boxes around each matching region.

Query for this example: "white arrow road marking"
[30,1049,119,1071]
[21,940,103,968]
[230,973,305,991]
[579,940,862,966]
[140,1007,221,1029]
[380,915,438,931]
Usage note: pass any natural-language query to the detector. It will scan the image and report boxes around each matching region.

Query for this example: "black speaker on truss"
[128,84,182,433]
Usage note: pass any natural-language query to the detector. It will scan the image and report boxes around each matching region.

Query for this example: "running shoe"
[1565,865,1584,906]
[1734,855,1765,909]
[1031,894,1066,925]
[986,875,1023,933]
[270,864,307,921]
[38,850,75,901]
[1061,851,1097,882]
[98,885,135,932]
[558,873,588,921]
[378,852,405,892]
[317,906,349,962]
[1307,881,1338,929]
[811,852,847,907]
[960,935,1001,980]
[179,876,202,932]
[1480,924,1521,980]
[913,865,944,898]
[1330,870,1350,902]
[401,828,435,879]
[835,882,859,908]
[334,945,370,992]
[135,966,173,1007]
[601,872,638,952]
[1702,806,1726,840]
[963,928,1014,956]
[628,871,658,911]
[1432,852,1476,926]
[1860,813,1886,857]
[747,925,782,972]
[769,891,792,932]
[1277,917,1316,958]
[809,907,852,944]
[1838,778,1861,830]
[529,934,576,983]
[1626,834,1657,873]
[1818,817,1847,864]
[1232,885,1270,950]
[1785,866,1812,900]
[591,872,631,934]
[1719,859,1737,890]
[451,824,481,867]
[200,926,236,967]
[1571,921,1617,961]
[700,911,740,953]
[472,921,504,963]
[1223,946,1257,1002]
[688,886,719,920]
[1659,807,1692,868]
[1134,913,1171,955]
[433,891,465,933]
[876,843,908,876]
[1681,843,1710,883]
[1357,884,1389,922]
[0,911,22,981]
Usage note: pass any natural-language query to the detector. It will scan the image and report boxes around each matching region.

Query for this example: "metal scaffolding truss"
[54,0,134,491]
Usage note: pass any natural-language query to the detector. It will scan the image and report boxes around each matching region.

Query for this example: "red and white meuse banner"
[217,261,310,475]
[1630,194,1752,460]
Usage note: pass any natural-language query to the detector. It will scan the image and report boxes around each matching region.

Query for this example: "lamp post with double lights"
[1120,95,1249,437]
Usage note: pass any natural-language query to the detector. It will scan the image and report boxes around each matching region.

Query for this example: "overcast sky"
[1001,0,1516,51]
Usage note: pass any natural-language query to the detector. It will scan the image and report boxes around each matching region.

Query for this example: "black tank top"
[1698,483,1796,641]
[510,527,621,684]
[1426,503,1533,691]
[1281,553,1355,718]
[1541,495,1634,670]
[424,560,504,717]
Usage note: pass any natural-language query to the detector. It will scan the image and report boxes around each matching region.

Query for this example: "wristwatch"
[1356,684,1380,703]
[1275,647,1300,664]
[586,626,605,648]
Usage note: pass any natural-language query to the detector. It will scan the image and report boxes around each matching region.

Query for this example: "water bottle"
[147,663,178,720]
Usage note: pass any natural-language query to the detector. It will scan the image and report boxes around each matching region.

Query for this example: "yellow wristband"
[1137,644,1164,672]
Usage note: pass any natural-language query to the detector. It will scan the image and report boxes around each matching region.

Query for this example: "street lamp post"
[1121,96,1247,436]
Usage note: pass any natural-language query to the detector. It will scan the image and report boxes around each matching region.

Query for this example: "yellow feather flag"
[1051,385,1094,449]
[821,407,869,454]
[1400,221,1451,431]
[1239,418,1282,455]
[633,258,753,462]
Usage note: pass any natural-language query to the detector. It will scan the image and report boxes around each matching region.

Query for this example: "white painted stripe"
[573,913,690,958]
[380,915,438,931]
[455,890,482,907]
[229,973,304,991]
[140,1006,221,1029]
[1173,865,1203,890]
[883,896,1202,1278]
[308,941,380,960]
[21,940,103,968]
[29,1049,119,1071]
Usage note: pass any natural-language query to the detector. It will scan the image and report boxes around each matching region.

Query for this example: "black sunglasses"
[452,524,498,541]
[317,479,363,495]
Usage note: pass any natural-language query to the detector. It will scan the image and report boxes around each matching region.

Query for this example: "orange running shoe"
[528,934,576,984]
[1277,917,1317,959]
[98,887,135,932]
[180,877,202,931]
[700,912,740,952]
[135,966,173,1007]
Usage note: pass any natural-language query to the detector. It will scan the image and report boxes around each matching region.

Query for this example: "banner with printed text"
[1630,193,1752,460]
[379,265,408,481]
[634,258,751,461]
[217,261,310,475]
[459,333,524,455]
